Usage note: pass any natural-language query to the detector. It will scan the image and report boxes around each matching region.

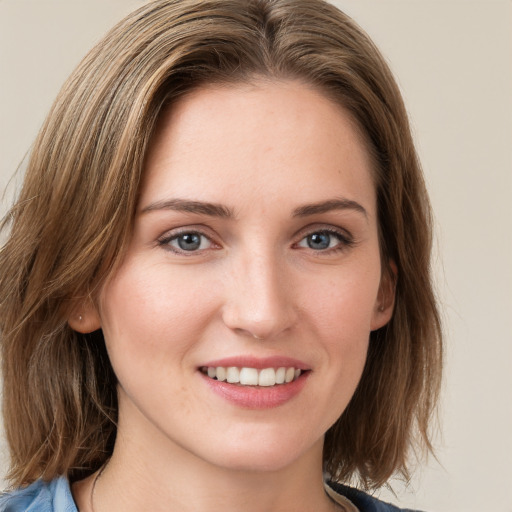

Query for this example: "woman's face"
[87,80,393,473]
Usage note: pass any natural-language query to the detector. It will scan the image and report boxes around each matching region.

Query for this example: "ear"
[68,297,101,334]
[370,260,397,331]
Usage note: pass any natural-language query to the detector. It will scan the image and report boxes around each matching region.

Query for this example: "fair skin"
[71,80,394,512]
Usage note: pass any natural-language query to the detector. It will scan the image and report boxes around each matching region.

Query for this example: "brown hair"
[0,0,442,490]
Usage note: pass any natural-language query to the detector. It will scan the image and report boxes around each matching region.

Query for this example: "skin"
[71,80,394,512]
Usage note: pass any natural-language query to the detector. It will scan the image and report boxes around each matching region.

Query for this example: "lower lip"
[201,372,309,409]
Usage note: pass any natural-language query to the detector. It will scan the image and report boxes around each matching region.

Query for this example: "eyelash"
[157,229,217,255]
[157,227,355,255]
[295,228,355,254]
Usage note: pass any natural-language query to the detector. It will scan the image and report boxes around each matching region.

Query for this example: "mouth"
[200,366,304,387]
[199,357,311,408]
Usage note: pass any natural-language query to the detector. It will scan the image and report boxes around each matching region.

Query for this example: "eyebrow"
[140,197,367,219]
[292,198,368,218]
[140,198,234,218]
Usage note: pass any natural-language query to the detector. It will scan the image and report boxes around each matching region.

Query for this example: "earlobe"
[68,298,101,333]
[370,260,397,331]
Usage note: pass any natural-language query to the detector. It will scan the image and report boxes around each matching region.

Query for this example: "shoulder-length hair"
[0,0,442,489]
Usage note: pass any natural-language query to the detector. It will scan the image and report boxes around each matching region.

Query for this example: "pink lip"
[201,373,309,409]
[198,356,311,410]
[200,356,310,371]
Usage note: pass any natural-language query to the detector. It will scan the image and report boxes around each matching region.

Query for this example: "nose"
[221,248,298,340]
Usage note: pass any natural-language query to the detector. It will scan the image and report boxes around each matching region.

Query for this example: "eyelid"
[294,223,354,241]
[293,224,355,252]
[155,223,355,255]
[157,226,220,254]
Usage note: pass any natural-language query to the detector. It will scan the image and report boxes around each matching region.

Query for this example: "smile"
[201,366,302,387]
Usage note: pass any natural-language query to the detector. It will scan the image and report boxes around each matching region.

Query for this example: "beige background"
[1,1,511,511]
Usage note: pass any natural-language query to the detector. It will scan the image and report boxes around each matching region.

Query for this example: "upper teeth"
[203,366,302,386]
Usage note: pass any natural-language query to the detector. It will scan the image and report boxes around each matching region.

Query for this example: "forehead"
[140,80,376,217]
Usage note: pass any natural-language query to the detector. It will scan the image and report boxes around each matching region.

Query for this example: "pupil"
[308,233,330,250]
[178,233,201,251]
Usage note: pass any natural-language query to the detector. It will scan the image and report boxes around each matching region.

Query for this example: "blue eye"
[165,232,213,252]
[297,230,350,251]
[306,232,331,250]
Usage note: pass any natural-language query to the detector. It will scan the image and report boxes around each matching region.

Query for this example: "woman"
[0,1,442,511]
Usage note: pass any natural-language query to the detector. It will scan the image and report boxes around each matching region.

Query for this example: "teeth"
[202,366,303,387]
[258,368,276,387]
[240,367,258,385]
[216,367,226,382]
[226,367,240,383]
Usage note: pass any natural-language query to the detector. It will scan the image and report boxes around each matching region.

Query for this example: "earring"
[78,315,83,321]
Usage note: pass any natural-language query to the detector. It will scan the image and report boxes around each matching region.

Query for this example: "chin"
[195,429,322,474]
[211,451,303,474]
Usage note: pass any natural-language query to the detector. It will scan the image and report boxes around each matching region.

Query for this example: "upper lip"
[200,356,310,371]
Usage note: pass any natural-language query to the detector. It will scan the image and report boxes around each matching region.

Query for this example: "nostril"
[231,327,267,341]
[221,275,298,340]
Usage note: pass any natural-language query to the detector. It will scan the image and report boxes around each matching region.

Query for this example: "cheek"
[303,263,381,336]
[98,262,218,361]
[299,256,381,383]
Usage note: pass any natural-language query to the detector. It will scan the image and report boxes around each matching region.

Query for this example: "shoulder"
[326,481,424,512]
[0,477,77,512]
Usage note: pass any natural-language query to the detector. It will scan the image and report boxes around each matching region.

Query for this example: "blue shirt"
[0,477,420,512]
[0,477,76,512]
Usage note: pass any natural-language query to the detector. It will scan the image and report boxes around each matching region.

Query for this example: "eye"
[296,230,352,251]
[161,231,214,253]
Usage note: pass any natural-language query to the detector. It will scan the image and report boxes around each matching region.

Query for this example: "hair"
[0,0,442,490]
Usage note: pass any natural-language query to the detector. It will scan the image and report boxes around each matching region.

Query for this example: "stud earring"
[78,315,83,322]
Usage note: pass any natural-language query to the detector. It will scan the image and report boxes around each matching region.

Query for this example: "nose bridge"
[222,242,295,339]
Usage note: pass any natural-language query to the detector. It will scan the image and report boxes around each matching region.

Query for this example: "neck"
[99,437,332,512]
[86,403,334,512]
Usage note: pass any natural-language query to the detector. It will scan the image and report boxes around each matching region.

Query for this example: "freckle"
[175,384,192,415]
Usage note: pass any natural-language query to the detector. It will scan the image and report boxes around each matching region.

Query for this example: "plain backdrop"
[1,1,511,511]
